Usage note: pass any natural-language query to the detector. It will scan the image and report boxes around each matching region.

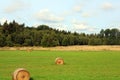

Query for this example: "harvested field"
[0,45,120,51]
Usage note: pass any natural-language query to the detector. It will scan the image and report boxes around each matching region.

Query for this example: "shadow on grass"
[30,77,34,80]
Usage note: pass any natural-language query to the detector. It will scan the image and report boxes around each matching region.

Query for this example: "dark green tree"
[0,34,6,47]
[41,33,59,47]
[6,35,13,47]
[62,35,69,46]
[88,38,102,45]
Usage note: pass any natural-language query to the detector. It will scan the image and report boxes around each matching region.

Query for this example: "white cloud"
[4,0,29,13]
[57,26,67,31]
[61,11,70,17]
[72,19,97,33]
[33,22,40,28]
[73,5,82,12]
[81,12,97,18]
[82,12,91,18]
[0,18,10,24]
[74,23,88,30]
[74,23,97,33]
[102,2,113,10]
[0,18,6,24]
[50,23,68,31]
[72,19,86,25]
[35,9,64,23]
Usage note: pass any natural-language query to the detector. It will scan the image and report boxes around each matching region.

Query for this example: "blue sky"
[0,0,120,33]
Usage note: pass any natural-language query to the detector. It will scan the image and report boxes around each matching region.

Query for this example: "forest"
[0,20,120,47]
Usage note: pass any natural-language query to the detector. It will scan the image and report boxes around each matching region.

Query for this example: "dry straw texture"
[0,46,120,51]
[26,48,32,52]
[12,68,30,80]
[55,57,64,65]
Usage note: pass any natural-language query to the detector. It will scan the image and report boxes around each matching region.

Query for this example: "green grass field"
[0,50,120,80]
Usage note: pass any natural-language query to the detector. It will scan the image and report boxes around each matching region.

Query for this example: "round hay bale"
[55,57,64,65]
[12,68,30,80]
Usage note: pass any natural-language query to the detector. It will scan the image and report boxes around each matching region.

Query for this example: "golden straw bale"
[12,68,30,80]
[55,57,64,65]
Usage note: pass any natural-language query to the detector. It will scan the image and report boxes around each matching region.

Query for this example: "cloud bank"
[35,9,64,23]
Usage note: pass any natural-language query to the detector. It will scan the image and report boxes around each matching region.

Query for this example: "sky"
[0,0,120,33]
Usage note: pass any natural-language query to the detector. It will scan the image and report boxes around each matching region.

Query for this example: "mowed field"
[0,49,120,80]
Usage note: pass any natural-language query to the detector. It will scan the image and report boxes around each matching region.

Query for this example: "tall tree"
[41,33,59,47]
[0,34,6,47]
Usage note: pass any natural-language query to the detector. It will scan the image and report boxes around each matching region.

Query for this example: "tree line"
[0,20,120,47]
